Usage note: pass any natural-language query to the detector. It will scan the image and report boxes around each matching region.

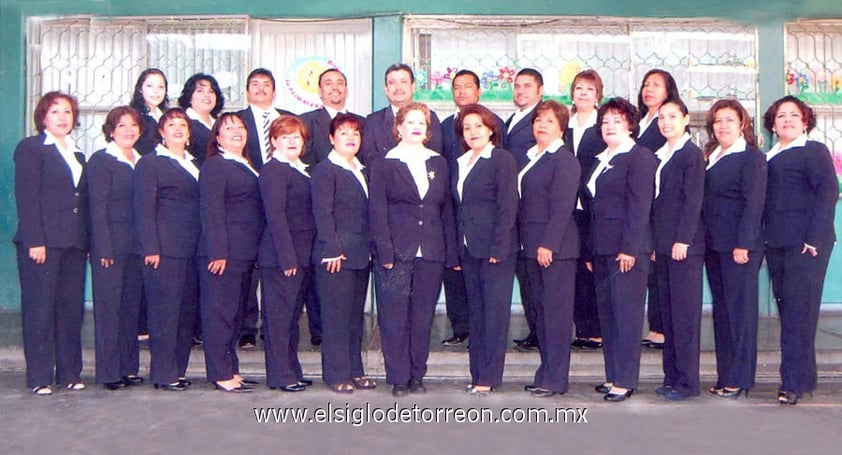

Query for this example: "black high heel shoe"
[604,389,634,402]
[777,390,798,405]
[104,381,126,390]
[122,375,144,386]
[594,383,612,394]
[154,382,187,391]
[215,382,254,393]
[718,387,748,399]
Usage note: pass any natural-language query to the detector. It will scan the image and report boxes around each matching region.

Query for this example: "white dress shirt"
[44,130,84,187]
[155,144,199,181]
[654,133,691,198]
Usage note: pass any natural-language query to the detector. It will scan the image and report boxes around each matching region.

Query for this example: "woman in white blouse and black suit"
[14,91,88,395]
[519,101,581,398]
[762,96,838,405]
[453,104,519,396]
[370,102,458,397]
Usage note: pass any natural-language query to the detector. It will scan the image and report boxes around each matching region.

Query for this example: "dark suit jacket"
[764,140,838,248]
[702,146,767,252]
[651,141,706,255]
[13,134,88,250]
[518,146,581,260]
[441,112,505,165]
[369,153,457,267]
[636,120,666,155]
[135,114,161,156]
[587,144,657,257]
[300,107,365,166]
[236,106,295,171]
[504,109,537,169]
[563,124,605,186]
[87,149,139,258]
[310,159,371,269]
[188,119,212,167]
[258,159,315,269]
[198,155,264,261]
[452,147,519,260]
[133,153,201,258]
[360,107,443,165]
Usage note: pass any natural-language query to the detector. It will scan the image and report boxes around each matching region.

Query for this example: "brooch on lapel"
[427,171,435,180]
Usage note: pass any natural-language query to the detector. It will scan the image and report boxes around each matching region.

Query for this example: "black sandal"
[352,376,376,389]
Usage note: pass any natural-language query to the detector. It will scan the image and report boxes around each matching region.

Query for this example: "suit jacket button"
[73,208,79,214]
[418,220,423,226]
[74,192,80,197]
[419,204,424,208]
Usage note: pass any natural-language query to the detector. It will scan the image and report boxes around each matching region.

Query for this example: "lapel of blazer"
[393,160,422,202]
[163,155,198,183]
[45,144,76,186]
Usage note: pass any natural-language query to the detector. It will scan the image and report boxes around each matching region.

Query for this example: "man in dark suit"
[360,63,443,165]
[504,68,544,351]
[301,69,365,165]
[234,68,294,350]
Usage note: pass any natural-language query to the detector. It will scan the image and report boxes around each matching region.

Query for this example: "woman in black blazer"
[89,106,145,390]
[177,73,224,167]
[650,99,706,401]
[453,104,518,396]
[762,96,838,405]
[130,68,168,156]
[586,97,657,402]
[199,113,264,393]
[519,101,581,398]
[311,114,374,394]
[564,69,606,350]
[370,102,458,397]
[636,69,680,349]
[258,115,315,393]
[134,108,201,391]
[14,91,88,395]
[702,99,766,399]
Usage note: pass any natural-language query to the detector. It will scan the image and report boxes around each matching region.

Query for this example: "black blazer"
[133,153,201,258]
[702,146,767,252]
[135,114,161,156]
[452,147,519,260]
[441,112,506,165]
[651,141,706,255]
[87,149,139,258]
[636,120,666,155]
[236,107,295,171]
[503,109,537,169]
[369,153,458,267]
[360,107,444,165]
[257,159,315,270]
[518,146,581,260]
[188,119,212,167]
[586,144,658,256]
[13,134,88,250]
[199,155,264,261]
[764,140,838,248]
[310,159,371,269]
[300,107,365,166]
[563,123,605,187]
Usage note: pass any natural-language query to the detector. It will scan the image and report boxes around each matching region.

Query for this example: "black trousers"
[239,268,260,337]
[646,260,663,333]
[516,255,536,338]
[527,258,576,393]
[302,273,322,341]
[768,244,833,397]
[260,266,309,387]
[442,268,469,337]
[17,246,86,388]
[593,253,648,390]
[200,258,254,382]
[374,258,444,385]
[705,249,760,390]
[143,256,199,385]
[573,211,600,339]
[656,254,704,396]
[92,254,142,384]
[462,254,516,388]
[316,265,370,385]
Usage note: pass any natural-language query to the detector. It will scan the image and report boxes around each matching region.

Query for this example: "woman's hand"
[145,254,160,269]
[537,247,553,268]
[325,255,347,274]
[382,263,394,270]
[671,243,689,262]
[452,265,462,271]
[100,258,115,268]
[732,248,749,265]
[801,243,819,257]
[283,268,298,277]
[585,261,593,272]
[488,257,500,264]
[650,252,657,262]
[616,253,636,273]
[208,259,227,275]
[29,246,46,264]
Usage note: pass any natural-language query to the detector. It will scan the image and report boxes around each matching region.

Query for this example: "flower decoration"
[414,68,428,88]
[832,74,842,92]
[446,67,458,81]
[498,67,515,84]
[481,71,496,89]
[427,170,435,181]
[431,70,446,88]
[785,69,795,86]
[798,72,810,92]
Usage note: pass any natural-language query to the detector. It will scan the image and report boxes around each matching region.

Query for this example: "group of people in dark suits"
[14,62,837,405]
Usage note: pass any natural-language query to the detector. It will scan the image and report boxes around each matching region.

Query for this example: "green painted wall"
[1,0,841,310]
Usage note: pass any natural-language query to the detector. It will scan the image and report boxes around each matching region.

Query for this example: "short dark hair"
[762,95,817,136]
[452,70,480,89]
[268,115,310,159]
[455,103,502,152]
[570,69,604,112]
[704,98,757,156]
[532,100,570,135]
[393,102,432,145]
[130,68,168,115]
[597,97,640,138]
[318,68,347,87]
[516,68,544,87]
[247,68,276,91]
[156,107,192,142]
[636,69,680,114]
[384,63,415,85]
[102,106,143,143]
[34,91,80,134]
[329,113,364,136]
[177,73,225,118]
